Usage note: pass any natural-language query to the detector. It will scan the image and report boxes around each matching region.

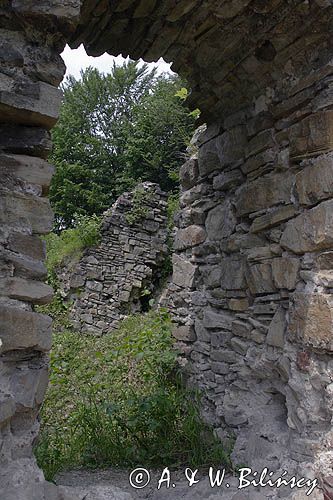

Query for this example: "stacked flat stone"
[69,0,333,124]
[167,63,333,499]
[0,0,333,498]
[0,2,80,498]
[57,182,168,335]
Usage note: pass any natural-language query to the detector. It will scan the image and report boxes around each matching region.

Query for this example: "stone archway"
[1,1,333,498]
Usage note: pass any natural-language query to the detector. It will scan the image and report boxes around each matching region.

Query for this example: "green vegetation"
[35,60,230,484]
[44,214,101,272]
[37,215,101,329]
[167,192,180,233]
[50,61,196,230]
[35,310,232,481]
[125,186,153,225]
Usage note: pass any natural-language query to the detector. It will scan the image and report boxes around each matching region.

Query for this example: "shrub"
[167,192,180,233]
[45,214,101,273]
[125,186,152,225]
[36,214,101,329]
[35,310,232,480]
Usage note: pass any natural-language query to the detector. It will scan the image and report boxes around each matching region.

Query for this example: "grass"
[37,215,101,330]
[36,205,232,481]
[35,309,232,481]
[44,214,101,272]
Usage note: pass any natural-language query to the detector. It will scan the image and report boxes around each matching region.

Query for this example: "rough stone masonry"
[57,182,168,335]
[0,1,333,499]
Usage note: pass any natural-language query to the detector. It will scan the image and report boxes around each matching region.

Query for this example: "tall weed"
[35,310,232,480]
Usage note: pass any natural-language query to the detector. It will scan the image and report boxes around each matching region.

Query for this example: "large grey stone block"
[205,200,236,241]
[236,173,293,216]
[281,200,333,254]
[0,277,53,304]
[0,82,62,129]
[172,254,198,288]
[295,153,333,206]
[0,305,52,352]
[174,225,207,250]
[289,292,333,350]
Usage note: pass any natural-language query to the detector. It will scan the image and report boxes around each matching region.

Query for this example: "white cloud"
[61,44,173,80]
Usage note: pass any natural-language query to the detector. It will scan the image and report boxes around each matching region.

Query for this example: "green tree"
[50,61,195,229]
[124,78,195,192]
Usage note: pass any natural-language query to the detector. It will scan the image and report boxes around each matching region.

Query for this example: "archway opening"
[1,1,333,497]
[32,45,232,485]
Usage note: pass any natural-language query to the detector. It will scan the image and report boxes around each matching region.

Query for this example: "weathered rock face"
[1,0,333,498]
[281,200,333,254]
[0,3,71,496]
[57,183,168,335]
[164,8,333,490]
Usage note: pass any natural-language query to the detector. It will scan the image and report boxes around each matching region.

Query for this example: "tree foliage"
[50,61,196,229]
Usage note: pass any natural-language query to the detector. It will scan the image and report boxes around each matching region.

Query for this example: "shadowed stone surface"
[1,0,333,498]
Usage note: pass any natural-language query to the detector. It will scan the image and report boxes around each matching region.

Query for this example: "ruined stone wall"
[1,0,333,498]
[167,63,333,496]
[58,183,168,335]
[0,3,80,498]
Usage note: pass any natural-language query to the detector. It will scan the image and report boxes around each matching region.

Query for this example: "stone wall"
[0,3,75,497]
[58,183,168,335]
[1,1,333,498]
[167,65,333,497]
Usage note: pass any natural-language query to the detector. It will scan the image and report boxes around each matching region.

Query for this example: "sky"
[61,44,173,80]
